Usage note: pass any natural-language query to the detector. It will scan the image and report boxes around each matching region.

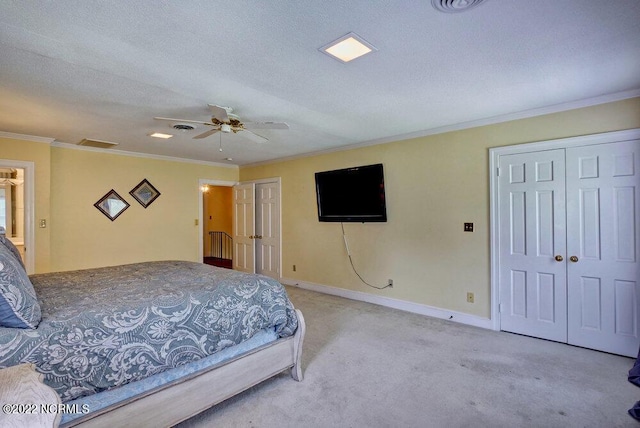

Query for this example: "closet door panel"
[498,150,567,342]
[566,140,640,357]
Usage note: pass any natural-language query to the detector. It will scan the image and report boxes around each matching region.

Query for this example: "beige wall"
[240,97,640,319]
[1,135,239,273]
[0,137,51,272]
[2,98,638,316]
[49,148,238,271]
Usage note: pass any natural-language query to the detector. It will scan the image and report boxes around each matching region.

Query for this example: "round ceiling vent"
[172,124,195,131]
[431,0,487,13]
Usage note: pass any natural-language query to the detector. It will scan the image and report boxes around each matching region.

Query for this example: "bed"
[0,231,305,427]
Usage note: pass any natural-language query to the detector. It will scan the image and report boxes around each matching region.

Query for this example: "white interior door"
[233,183,255,273]
[566,140,640,356]
[255,182,280,279]
[498,149,568,342]
[496,135,640,357]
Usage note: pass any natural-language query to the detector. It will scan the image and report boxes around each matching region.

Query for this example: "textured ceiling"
[1,1,639,165]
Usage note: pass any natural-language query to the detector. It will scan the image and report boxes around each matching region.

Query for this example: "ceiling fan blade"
[207,104,229,122]
[154,117,212,126]
[243,121,289,130]
[194,129,220,139]
[240,129,268,143]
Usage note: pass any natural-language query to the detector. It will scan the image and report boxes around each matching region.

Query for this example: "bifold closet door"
[498,149,568,342]
[499,139,640,357]
[566,140,640,357]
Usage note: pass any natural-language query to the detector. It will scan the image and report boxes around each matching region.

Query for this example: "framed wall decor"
[129,179,161,208]
[94,190,130,221]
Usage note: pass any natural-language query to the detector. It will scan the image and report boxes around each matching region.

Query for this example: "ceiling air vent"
[172,124,195,131]
[431,0,487,13]
[77,138,119,149]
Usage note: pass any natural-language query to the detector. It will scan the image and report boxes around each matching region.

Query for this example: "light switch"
[464,222,473,232]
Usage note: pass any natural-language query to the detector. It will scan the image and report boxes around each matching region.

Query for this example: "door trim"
[0,159,35,274]
[198,177,282,279]
[490,128,640,331]
[198,179,237,263]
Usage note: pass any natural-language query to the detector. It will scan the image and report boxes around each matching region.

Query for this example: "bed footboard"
[291,308,305,381]
[63,309,306,428]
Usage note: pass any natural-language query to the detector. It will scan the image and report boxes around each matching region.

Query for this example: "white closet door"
[233,183,255,273]
[255,182,280,279]
[498,149,568,342]
[566,140,640,356]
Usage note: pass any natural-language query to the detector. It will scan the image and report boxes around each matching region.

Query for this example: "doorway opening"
[0,160,34,273]
[197,178,282,279]
[202,184,233,269]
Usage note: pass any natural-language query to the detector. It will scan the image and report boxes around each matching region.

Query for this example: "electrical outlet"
[388,279,393,288]
[466,292,474,303]
[464,222,474,232]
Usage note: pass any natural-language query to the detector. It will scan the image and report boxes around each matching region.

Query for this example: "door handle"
[249,235,254,239]
[554,255,563,262]
[256,235,263,239]
[570,256,579,262]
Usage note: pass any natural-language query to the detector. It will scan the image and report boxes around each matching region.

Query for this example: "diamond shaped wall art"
[129,179,161,208]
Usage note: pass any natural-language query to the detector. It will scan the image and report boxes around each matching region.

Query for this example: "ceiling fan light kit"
[153,103,288,145]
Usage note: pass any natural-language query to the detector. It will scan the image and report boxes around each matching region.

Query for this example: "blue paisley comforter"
[0,261,298,402]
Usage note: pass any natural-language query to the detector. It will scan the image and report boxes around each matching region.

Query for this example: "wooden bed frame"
[61,309,305,428]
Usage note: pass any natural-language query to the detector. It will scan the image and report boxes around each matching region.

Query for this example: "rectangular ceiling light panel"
[149,132,173,139]
[320,32,377,63]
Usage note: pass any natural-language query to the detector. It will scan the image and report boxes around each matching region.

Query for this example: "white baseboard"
[281,277,493,330]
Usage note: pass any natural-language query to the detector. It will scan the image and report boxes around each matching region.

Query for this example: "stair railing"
[208,231,233,261]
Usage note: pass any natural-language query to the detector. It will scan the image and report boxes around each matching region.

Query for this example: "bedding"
[0,260,298,402]
[0,227,25,269]
[0,242,41,329]
[60,327,279,425]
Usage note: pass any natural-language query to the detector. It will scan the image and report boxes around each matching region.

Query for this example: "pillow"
[0,244,41,328]
[0,234,25,270]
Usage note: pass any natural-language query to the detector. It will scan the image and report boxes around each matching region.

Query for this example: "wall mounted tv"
[315,163,387,222]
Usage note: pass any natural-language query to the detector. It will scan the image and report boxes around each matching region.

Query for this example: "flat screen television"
[315,163,387,222]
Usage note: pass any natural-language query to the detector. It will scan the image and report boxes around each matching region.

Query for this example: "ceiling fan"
[154,104,289,143]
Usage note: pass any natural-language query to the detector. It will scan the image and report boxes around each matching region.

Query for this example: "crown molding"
[50,141,238,169]
[0,131,55,144]
[243,89,640,168]
[1,131,237,168]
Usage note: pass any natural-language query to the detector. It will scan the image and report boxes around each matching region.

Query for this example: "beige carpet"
[178,286,638,428]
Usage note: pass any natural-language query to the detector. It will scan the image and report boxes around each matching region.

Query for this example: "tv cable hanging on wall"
[341,223,392,290]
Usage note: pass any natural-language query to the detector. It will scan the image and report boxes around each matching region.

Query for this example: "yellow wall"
[2,98,639,317]
[1,136,239,273]
[240,97,640,318]
[49,148,238,271]
[0,137,51,272]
